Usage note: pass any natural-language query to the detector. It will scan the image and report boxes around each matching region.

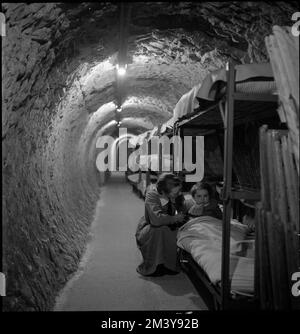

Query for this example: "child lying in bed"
[187,182,223,220]
[168,182,223,230]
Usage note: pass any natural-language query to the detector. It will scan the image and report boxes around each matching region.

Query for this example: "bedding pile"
[173,62,277,124]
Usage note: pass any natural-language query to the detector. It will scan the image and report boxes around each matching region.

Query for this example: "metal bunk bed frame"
[173,61,278,309]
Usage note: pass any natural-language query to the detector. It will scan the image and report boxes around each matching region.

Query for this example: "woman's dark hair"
[190,182,213,198]
[156,173,182,195]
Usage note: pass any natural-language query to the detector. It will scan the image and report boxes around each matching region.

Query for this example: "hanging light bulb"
[116,63,127,76]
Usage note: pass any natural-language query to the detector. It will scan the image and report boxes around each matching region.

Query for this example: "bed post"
[137,142,142,183]
[158,137,162,174]
[171,126,175,173]
[179,127,184,178]
[171,130,175,174]
[146,138,151,186]
[221,61,235,309]
[173,126,181,175]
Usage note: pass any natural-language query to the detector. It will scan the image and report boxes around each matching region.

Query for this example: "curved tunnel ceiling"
[3,2,297,148]
[2,2,297,311]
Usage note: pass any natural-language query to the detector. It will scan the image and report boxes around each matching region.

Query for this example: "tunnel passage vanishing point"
[2,2,297,311]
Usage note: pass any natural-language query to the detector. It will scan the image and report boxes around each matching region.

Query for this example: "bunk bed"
[173,62,282,309]
[126,127,160,197]
[160,116,175,137]
[126,57,296,309]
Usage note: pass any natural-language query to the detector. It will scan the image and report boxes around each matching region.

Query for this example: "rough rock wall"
[127,1,298,63]
[2,3,101,311]
[2,2,297,311]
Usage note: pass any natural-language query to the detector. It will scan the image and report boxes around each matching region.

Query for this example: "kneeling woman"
[135,173,186,276]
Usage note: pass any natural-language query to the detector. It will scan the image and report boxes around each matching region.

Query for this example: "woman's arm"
[145,190,177,226]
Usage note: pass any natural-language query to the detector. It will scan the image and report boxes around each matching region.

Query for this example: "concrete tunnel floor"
[54,171,208,311]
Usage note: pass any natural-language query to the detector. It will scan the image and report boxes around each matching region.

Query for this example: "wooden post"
[273,134,295,305]
[254,203,261,305]
[146,139,151,187]
[266,131,277,214]
[261,209,273,309]
[180,127,184,178]
[221,61,235,310]
[286,135,299,232]
[259,125,270,210]
[266,211,280,309]
[173,127,181,174]
[282,136,298,231]
[281,135,299,297]
[158,140,162,174]
[273,133,287,223]
[265,27,299,173]
[273,214,290,310]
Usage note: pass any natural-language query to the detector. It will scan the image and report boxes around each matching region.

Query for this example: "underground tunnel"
[1,2,299,311]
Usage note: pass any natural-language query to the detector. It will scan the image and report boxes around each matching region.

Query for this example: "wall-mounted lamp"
[116,63,127,76]
[117,121,122,127]
[116,107,122,113]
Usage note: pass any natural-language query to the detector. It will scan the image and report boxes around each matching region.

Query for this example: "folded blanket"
[173,83,202,121]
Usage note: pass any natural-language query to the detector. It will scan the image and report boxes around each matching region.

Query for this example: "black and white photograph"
[1,0,299,323]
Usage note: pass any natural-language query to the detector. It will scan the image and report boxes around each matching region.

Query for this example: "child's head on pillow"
[190,182,213,206]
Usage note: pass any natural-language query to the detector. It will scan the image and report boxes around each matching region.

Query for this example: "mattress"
[196,62,276,102]
[177,216,255,295]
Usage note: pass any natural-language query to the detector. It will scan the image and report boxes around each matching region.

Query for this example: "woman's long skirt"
[135,217,180,276]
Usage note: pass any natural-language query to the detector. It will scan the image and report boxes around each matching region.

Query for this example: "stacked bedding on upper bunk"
[173,62,277,123]
[173,84,202,122]
[160,117,175,135]
[177,216,255,295]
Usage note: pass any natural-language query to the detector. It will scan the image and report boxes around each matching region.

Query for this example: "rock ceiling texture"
[2,2,298,310]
